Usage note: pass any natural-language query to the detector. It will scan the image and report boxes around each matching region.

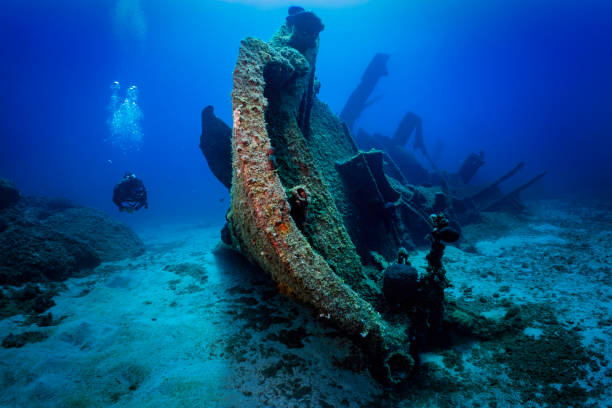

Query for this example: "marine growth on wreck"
[1,2,611,407]
[199,7,523,385]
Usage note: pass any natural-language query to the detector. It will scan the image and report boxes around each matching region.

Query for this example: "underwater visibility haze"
[0,0,611,407]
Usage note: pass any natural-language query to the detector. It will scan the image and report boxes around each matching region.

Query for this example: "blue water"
[1,0,611,227]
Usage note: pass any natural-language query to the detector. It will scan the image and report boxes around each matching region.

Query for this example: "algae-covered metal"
[227,28,413,383]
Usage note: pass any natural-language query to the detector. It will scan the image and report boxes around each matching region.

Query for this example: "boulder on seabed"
[42,207,145,262]
[0,178,19,209]
[0,179,145,285]
[0,220,100,285]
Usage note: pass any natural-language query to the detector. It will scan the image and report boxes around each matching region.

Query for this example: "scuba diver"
[113,172,148,213]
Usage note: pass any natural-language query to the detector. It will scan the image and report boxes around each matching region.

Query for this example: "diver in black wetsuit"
[113,172,148,213]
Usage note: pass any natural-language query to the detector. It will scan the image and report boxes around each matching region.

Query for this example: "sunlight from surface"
[113,0,147,44]
[218,0,370,7]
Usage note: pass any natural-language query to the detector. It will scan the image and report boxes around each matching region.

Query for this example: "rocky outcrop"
[42,207,144,262]
[0,180,145,285]
[0,219,100,285]
[0,178,19,209]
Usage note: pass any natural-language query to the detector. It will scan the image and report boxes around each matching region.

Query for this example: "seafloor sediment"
[0,199,609,407]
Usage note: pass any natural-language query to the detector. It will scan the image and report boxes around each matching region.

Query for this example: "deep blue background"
[1,0,611,227]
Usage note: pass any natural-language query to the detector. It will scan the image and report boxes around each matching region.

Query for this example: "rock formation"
[0,180,145,285]
[0,178,19,209]
[43,207,145,262]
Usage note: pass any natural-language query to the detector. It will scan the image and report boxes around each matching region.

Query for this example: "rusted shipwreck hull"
[202,8,538,387]
[227,29,414,383]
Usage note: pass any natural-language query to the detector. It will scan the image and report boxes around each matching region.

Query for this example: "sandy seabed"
[0,199,610,408]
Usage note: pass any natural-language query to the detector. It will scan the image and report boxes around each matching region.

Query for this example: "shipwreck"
[199,7,544,385]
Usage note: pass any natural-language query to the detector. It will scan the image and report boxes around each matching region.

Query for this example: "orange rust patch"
[278,281,294,297]
[277,222,290,234]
